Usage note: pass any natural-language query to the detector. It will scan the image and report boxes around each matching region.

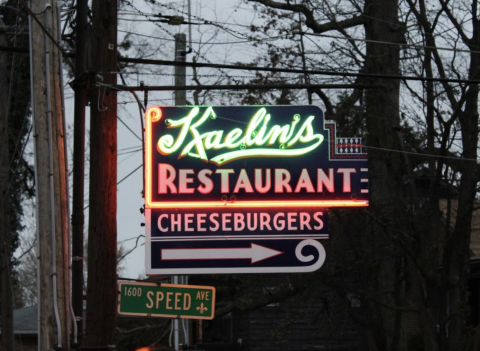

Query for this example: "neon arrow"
[161,243,284,264]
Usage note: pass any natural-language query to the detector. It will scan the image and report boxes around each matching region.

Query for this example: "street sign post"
[118,281,215,320]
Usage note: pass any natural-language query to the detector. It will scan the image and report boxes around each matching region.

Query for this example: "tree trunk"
[363,0,405,349]
[84,0,118,345]
[446,19,480,349]
[0,19,15,351]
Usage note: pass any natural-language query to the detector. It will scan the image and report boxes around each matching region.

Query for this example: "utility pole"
[0,19,14,351]
[29,0,70,349]
[71,0,88,346]
[173,32,188,351]
[174,33,187,106]
[84,0,118,346]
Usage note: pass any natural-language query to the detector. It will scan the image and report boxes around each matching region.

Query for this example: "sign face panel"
[145,105,368,208]
[118,281,215,320]
[146,207,328,274]
[144,105,368,275]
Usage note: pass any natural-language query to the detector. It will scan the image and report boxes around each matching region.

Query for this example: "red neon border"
[144,107,369,209]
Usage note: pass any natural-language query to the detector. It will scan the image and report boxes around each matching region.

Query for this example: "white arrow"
[161,243,284,264]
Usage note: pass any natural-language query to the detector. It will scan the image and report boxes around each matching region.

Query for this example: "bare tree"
[199,1,480,350]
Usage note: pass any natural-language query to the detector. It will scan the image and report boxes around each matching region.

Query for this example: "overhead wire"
[158,2,296,46]
[3,4,478,64]
[118,145,143,152]
[301,31,480,55]
[108,58,480,85]
[113,1,480,98]
[118,164,142,185]
[118,149,141,164]
[108,71,294,80]
[118,116,142,142]
[120,7,254,30]
[124,1,243,85]
[83,163,143,210]
[118,148,142,156]
[5,0,479,58]
[70,3,480,171]
[158,0,476,54]
[118,28,288,45]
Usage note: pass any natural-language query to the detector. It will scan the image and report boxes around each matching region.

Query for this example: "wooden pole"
[71,0,88,346]
[29,0,70,349]
[173,33,187,351]
[84,0,118,345]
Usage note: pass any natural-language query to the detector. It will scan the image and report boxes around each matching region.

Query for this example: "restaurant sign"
[144,105,368,274]
[145,105,368,208]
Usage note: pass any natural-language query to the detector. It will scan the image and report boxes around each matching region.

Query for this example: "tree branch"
[249,0,365,34]
[438,0,471,46]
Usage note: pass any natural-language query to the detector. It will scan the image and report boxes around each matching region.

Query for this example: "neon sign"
[156,107,324,165]
[145,105,368,208]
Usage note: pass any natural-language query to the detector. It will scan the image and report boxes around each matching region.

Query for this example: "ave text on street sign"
[118,281,215,320]
[144,105,368,275]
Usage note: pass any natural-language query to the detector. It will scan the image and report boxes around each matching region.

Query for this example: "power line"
[117,57,480,84]
[158,0,480,54]
[301,31,480,55]
[118,97,175,105]
[118,17,201,24]
[118,148,142,156]
[110,70,295,80]
[157,2,258,40]
[118,28,289,45]
[363,145,478,163]
[104,82,383,92]
[118,145,143,152]
[118,164,142,185]
[5,1,480,61]
[155,4,255,30]
[2,22,478,60]
[118,116,141,141]
[83,163,143,211]
[124,1,243,85]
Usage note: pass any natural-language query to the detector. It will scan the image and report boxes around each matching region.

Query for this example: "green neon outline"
[179,107,216,161]
[155,106,324,164]
[209,135,324,165]
[157,107,200,155]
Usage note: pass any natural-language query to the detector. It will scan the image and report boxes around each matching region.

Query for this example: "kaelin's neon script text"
[156,107,324,165]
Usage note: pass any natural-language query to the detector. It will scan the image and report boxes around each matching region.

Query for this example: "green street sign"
[118,281,215,320]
